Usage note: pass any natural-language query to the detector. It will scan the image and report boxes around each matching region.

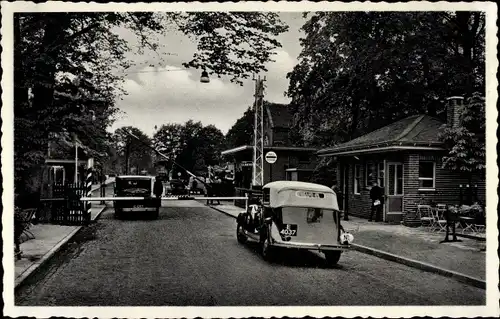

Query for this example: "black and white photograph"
[2,1,498,318]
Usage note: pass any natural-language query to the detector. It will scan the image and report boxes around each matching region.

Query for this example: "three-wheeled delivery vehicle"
[236,181,354,266]
[114,175,159,219]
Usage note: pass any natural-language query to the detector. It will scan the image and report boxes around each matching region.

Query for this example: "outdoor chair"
[19,208,37,241]
[14,208,37,260]
[433,205,448,232]
[458,203,485,235]
[417,205,434,231]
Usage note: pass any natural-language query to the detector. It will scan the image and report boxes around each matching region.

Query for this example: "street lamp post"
[200,70,210,83]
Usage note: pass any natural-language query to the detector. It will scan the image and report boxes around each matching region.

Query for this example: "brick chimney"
[446,96,464,128]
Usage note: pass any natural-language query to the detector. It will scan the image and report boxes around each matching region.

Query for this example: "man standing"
[369,181,383,222]
[153,176,164,215]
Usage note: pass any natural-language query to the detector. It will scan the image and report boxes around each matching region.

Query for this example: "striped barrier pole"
[80,196,249,201]
[86,158,94,222]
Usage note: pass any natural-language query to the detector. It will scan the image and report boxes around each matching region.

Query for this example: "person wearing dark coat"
[369,181,384,222]
[153,177,164,213]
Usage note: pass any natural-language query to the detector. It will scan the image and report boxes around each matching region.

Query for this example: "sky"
[110,12,306,137]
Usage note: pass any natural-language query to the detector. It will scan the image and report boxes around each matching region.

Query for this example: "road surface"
[16,200,485,306]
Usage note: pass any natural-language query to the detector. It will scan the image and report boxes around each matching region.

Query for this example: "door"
[339,164,348,211]
[386,162,404,215]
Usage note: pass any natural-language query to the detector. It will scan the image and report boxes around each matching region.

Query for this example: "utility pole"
[252,75,266,188]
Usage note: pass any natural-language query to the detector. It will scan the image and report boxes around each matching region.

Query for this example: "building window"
[378,162,385,188]
[284,165,290,180]
[354,164,361,194]
[419,161,435,189]
[365,162,377,186]
[264,135,270,146]
[298,153,309,163]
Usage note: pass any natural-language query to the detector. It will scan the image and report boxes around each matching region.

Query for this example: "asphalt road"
[15,200,485,306]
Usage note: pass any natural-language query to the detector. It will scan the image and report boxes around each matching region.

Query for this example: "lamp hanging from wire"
[200,70,210,83]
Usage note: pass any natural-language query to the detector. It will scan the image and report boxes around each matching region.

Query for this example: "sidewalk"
[91,177,115,192]
[342,216,486,281]
[14,180,114,288]
[209,203,486,285]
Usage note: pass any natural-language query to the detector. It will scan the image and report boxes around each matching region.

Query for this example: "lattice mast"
[252,75,266,187]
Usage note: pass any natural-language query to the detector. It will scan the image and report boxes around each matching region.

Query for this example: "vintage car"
[167,178,188,196]
[113,175,159,219]
[236,181,354,266]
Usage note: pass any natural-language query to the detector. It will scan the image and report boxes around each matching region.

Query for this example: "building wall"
[273,128,290,146]
[408,152,486,208]
[403,153,420,215]
[343,151,486,222]
[263,150,318,184]
[343,154,400,220]
[345,162,373,219]
[264,112,273,145]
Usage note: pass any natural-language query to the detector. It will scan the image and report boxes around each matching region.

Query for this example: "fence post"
[459,184,463,205]
[245,193,248,211]
[474,184,478,203]
[86,159,94,223]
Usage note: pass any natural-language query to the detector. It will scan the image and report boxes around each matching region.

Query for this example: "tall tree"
[439,93,485,180]
[152,123,186,175]
[14,12,289,198]
[225,107,255,148]
[286,12,485,147]
[113,127,153,174]
[153,121,225,175]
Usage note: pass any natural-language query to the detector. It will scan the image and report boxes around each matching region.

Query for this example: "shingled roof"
[317,115,446,156]
[265,102,294,129]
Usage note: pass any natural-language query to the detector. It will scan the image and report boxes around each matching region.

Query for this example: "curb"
[207,204,486,290]
[457,233,486,242]
[351,243,486,290]
[15,226,82,289]
[90,179,115,193]
[90,206,108,223]
[15,206,108,289]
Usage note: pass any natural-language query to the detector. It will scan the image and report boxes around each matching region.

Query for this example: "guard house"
[40,132,93,197]
[222,102,318,189]
[316,97,486,223]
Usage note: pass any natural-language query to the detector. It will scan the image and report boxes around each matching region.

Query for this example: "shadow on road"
[15,222,104,303]
[240,240,346,270]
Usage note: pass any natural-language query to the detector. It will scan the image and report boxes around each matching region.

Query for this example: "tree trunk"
[455,12,476,96]
[348,97,361,140]
[32,15,67,127]
[14,14,29,113]
[125,143,131,175]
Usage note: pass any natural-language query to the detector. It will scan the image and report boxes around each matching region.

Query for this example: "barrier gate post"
[86,158,94,223]
[245,193,248,211]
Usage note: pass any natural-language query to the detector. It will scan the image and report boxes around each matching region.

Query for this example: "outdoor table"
[459,216,476,233]
[440,206,462,243]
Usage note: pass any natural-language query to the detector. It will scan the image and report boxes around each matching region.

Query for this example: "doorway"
[386,162,404,216]
[339,164,348,211]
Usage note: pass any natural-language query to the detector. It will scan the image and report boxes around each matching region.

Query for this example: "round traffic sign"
[265,151,278,164]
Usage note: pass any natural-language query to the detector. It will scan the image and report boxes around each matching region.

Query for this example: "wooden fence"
[38,183,90,225]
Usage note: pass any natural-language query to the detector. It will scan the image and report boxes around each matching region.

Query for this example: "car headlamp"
[340,232,354,245]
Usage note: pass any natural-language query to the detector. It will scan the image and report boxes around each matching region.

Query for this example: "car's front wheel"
[236,222,247,243]
[261,237,274,261]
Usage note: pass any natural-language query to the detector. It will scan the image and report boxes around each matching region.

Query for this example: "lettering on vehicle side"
[295,191,325,199]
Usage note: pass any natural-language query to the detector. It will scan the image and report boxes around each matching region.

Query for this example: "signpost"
[265,151,277,182]
[265,151,277,164]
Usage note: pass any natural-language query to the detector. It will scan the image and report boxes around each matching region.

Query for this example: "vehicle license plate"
[280,224,298,236]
